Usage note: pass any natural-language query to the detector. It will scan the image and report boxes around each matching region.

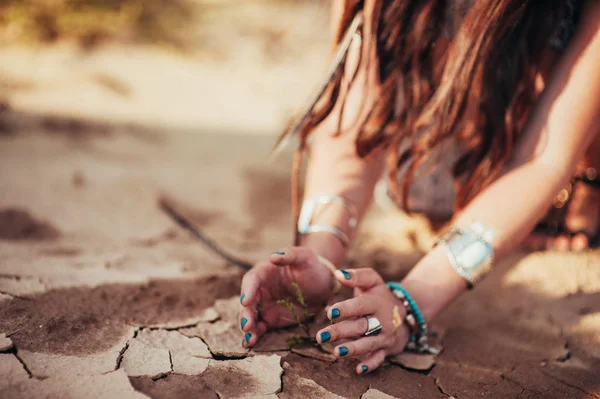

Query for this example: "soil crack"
[114,327,138,371]
[502,374,542,398]
[9,344,34,379]
[433,376,453,398]
[0,290,32,301]
[539,369,600,398]
[195,334,248,361]
[515,387,527,398]
[151,372,170,381]
[114,341,130,371]
[277,358,285,396]
[210,352,248,361]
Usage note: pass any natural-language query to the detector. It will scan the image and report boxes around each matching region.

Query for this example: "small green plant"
[276,282,317,348]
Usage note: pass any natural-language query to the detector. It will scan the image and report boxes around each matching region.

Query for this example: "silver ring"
[364,316,382,336]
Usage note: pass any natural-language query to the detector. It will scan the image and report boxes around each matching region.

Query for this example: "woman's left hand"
[315,268,409,374]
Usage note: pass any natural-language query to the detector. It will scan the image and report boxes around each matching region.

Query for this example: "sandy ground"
[0,1,599,398]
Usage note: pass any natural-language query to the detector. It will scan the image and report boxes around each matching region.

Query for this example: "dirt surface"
[1,1,599,398]
[0,208,61,241]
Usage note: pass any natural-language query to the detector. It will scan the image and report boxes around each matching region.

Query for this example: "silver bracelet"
[436,222,495,287]
[298,196,358,248]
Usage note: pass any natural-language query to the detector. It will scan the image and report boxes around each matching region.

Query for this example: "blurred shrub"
[0,0,196,48]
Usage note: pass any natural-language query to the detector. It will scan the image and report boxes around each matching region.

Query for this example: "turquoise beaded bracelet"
[387,282,439,355]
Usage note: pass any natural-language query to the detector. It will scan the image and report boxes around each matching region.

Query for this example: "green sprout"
[276,282,317,348]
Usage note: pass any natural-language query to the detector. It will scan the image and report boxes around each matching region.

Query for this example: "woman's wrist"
[297,232,348,298]
[399,245,468,323]
[387,281,439,354]
[300,231,347,267]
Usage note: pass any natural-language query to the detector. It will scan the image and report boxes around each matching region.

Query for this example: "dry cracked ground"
[0,112,599,399]
[1,1,600,398]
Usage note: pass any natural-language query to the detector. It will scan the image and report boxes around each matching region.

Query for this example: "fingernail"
[240,293,246,304]
[331,308,340,319]
[320,331,331,343]
[272,251,286,256]
[361,365,368,374]
[241,318,248,329]
[339,346,349,357]
[245,332,252,343]
[340,270,351,280]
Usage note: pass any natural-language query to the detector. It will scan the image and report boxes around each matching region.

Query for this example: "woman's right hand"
[239,247,335,347]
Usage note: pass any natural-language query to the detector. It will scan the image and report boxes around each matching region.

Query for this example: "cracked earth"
[1,1,600,398]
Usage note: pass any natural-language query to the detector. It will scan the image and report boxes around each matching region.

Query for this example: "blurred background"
[0,0,345,265]
[0,0,443,268]
[0,0,331,134]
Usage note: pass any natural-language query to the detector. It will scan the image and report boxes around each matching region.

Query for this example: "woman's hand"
[239,247,335,347]
[315,268,409,374]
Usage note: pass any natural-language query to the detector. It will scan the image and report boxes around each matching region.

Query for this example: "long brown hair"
[287,0,572,224]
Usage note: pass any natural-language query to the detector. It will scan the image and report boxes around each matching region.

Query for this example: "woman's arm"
[300,125,384,266]
[403,0,600,323]
[298,1,385,267]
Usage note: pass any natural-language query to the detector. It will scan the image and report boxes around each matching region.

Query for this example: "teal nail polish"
[340,270,351,280]
[331,308,340,319]
[320,332,331,343]
[272,251,286,255]
[339,346,349,357]
[361,365,368,374]
[241,318,248,329]
[245,332,252,343]
[240,293,246,304]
